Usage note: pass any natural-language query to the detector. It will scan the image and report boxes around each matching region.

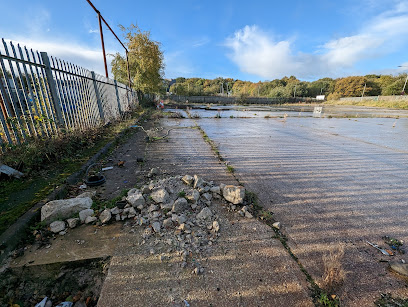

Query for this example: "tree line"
[167,75,408,99]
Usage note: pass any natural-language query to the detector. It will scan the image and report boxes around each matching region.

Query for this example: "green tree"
[111,24,164,102]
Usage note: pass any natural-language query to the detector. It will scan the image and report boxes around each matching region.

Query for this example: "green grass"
[0,108,150,236]
[178,190,186,198]
[324,99,408,110]
[226,165,235,173]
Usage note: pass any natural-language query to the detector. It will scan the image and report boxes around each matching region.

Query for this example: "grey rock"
[85,216,97,224]
[390,261,408,276]
[196,207,212,220]
[148,204,159,212]
[139,217,148,226]
[127,193,145,208]
[151,188,169,203]
[115,214,121,221]
[73,301,87,307]
[212,221,220,232]
[50,221,65,233]
[141,186,151,194]
[245,211,253,219]
[152,221,161,233]
[223,185,245,205]
[160,203,173,210]
[110,207,120,215]
[66,218,79,229]
[99,209,112,224]
[59,231,66,235]
[79,209,94,223]
[148,167,160,178]
[210,186,221,194]
[201,193,212,202]
[127,188,140,196]
[172,198,188,213]
[193,175,204,189]
[41,197,92,223]
[182,175,194,185]
[76,191,96,199]
[124,207,137,218]
[163,218,173,228]
[186,190,200,203]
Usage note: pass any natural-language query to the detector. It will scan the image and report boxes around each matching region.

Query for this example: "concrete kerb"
[0,121,141,266]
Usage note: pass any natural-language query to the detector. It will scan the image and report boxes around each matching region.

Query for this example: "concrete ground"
[197,115,408,306]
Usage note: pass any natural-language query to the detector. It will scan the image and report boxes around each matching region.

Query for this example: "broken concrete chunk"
[186,190,200,203]
[50,221,65,233]
[127,188,140,196]
[172,198,188,213]
[99,209,112,224]
[79,209,94,223]
[85,216,97,224]
[66,218,79,229]
[182,175,194,186]
[201,193,212,202]
[210,186,221,194]
[223,185,245,205]
[110,207,120,215]
[197,207,212,220]
[152,221,161,233]
[193,175,204,189]
[148,168,160,178]
[272,222,281,230]
[41,197,92,224]
[163,218,173,228]
[150,188,169,203]
[212,221,220,232]
[390,261,408,276]
[126,193,145,208]
[0,164,24,179]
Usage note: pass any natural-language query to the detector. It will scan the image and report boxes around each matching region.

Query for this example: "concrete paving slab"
[198,116,408,306]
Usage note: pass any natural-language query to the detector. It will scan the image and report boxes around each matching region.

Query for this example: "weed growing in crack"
[226,165,235,173]
[321,245,346,295]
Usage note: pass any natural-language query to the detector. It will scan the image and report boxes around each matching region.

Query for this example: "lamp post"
[398,65,408,94]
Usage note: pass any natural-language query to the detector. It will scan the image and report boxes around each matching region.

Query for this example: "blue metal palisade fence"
[0,39,136,148]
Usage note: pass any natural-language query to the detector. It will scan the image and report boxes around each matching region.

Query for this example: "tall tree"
[111,24,164,102]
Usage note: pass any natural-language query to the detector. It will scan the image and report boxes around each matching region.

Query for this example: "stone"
[126,193,145,208]
[67,218,79,229]
[115,214,121,221]
[59,231,66,235]
[142,186,151,194]
[76,191,96,198]
[160,203,173,210]
[110,207,120,215]
[272,222,281,230]
[163,218,173,228]
[152,221,161,233]
[139,217,148,226]
[390,261,408,276]
[124,207,137,218]
[197,207,212,220]
[172,198,188,213]
[212,221,220,232]
[99,209,112,224]
[245,211,253,219]
[150,188,169,203]
[148,204,159,212]
[202,193,212,202]
[223,185,245,205]
[148,167,160,178]
[182,175,194,185]
[210,186,221,194]
[50,221,65,233]
[186,190,200,203]
[127,188,140,196]
[193,175,204,189]
[79,209,94,223]
[41,197,92,223]
[85,216,97,224]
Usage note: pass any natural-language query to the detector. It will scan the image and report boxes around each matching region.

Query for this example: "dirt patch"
[0,257,109,307]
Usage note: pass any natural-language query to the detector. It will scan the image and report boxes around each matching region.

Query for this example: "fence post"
[40,52,64,126]
[91,71,105,123]
[114,80,122,116]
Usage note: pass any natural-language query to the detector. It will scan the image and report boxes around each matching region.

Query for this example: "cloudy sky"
[1,0,408,81]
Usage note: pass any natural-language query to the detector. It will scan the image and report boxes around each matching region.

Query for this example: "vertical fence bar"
[40,52,64,127]
[114,80,122,117]
[91,71,105,123]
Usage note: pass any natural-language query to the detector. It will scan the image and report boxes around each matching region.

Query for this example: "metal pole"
[361,83,366,100]
[402,74,408,94]
[98,13,108,78]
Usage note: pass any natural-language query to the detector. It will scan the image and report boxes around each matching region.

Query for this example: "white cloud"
[4,37,110,76]
[192,37,210,48]
[89,29,99,34]
[225,1,408,79]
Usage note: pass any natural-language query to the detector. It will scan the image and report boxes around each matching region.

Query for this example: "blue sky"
[1,0,408,82]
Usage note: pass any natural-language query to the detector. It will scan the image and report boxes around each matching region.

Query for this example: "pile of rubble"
[40,175,251,263]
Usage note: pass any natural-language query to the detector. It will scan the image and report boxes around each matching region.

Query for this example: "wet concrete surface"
[195,113,408,306]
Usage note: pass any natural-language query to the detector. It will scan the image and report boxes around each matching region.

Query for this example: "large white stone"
[99,209,112,224]
[41,197,92,224]
[222,185,245,205]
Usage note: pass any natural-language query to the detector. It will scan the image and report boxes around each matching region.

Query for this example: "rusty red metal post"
[86,0,132,88]
[98,13,109,78]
